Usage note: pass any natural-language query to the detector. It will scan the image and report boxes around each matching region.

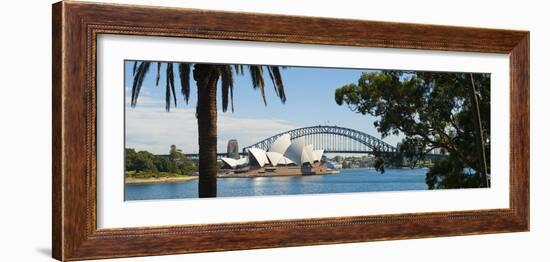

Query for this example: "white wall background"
[0,0,547,261]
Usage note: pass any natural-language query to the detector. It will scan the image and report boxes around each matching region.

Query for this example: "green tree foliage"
[125,145,196,176]
[335,70,490,189]
[125,149,157,172]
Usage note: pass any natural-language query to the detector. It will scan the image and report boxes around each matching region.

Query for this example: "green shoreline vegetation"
[331,155,434,169]
[125,145,197,184]
[125,170,190,179]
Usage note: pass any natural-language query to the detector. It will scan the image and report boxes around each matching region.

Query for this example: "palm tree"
[131,62,286,197]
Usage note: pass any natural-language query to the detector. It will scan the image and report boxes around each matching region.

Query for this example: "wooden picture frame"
[52,1,529,261]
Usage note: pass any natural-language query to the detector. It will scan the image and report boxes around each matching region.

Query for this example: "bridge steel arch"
[242,125,397,154]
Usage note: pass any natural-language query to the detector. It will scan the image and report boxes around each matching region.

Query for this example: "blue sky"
[125,61,402,154]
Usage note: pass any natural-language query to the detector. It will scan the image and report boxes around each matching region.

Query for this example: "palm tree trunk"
[194,65,219,197]
[469,73,489,187]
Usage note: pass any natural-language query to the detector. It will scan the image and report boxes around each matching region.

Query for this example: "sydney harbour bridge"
[185,125,445,160]
[242,125,397,155]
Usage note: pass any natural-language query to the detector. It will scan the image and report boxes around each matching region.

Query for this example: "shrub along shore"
[125,145,198,184]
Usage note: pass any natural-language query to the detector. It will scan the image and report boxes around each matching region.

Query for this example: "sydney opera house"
[221,134,331,176]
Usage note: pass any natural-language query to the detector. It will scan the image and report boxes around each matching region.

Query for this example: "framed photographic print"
[52,1,529,261]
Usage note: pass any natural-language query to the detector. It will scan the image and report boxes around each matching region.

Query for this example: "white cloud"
[124,95,164,107]
[125,107,297,154]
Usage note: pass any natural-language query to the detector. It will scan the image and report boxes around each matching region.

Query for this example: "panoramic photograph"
[124,60,491,200]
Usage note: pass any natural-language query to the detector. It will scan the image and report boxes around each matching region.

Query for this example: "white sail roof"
[242,136,323,167]
[221,157,248,169]
[313,149,324,162]
[221,157,238,168]
[281,156,294,165]
[269,134,292,154]
[266,151,296,166]
[301,144,315,164]
[266,151,284,166]
[248,148,270,167]
[284,137,306,165]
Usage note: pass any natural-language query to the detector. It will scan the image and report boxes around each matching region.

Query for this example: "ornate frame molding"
[53,1,529,261]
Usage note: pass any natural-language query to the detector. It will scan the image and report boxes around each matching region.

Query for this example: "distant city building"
[227,139,240,159]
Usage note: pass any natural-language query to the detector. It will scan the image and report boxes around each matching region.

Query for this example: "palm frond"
[220,65,234,112]
[155,62,161,86]
[130,62,286,114]
[165,63,177,111]
[178,63,191,104]
[169,64,177,108]
[131,61,151,107]
[230,70,235,112]
[249,66,266,105]
[234,64,244,75]
[267,66,286,103]
[165,64,171,111]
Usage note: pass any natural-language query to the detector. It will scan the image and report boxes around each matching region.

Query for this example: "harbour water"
[125,167,429,201]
